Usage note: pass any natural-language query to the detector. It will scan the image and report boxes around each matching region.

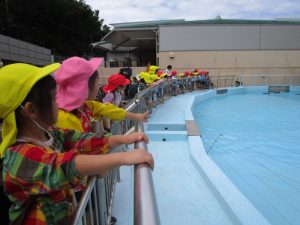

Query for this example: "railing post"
[134,121,161,225]
[93,120,103,138]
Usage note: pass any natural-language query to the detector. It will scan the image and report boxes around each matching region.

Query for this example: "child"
[102,74,131,131]
[0,63,154,225]
[54,57,149,133]
[165,65,172,76]
[102,74,130,107]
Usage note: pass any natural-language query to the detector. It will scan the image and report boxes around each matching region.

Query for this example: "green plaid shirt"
[2,128,109,225]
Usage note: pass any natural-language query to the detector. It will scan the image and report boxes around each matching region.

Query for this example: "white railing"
[237,75,300,86]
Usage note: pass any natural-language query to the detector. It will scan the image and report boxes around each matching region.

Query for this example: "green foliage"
[0,0,110,57]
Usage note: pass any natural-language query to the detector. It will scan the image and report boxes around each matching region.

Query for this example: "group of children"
[136,64,212,88]
[0,57,213,224]
[0,57,153,224]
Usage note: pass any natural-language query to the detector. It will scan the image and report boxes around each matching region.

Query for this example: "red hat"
[171,70,177,76]
[157,70,164,77]
[199,70,209,75]
[184,71,189,76]
[103,74,130,93]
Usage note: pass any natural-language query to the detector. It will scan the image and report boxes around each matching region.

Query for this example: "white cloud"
[85,0,300,25]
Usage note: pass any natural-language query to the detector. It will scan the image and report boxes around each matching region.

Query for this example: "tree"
[0,0,110,57]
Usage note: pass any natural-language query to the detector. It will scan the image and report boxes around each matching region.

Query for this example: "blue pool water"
[194,92,300,225]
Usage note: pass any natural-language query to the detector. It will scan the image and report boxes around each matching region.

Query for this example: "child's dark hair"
[15,75,57,126]
[140,78,146,84]
[167,65,172,70]
[88,70,99,90]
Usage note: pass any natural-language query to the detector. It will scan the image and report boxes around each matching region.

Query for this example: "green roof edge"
[111,18,300,29]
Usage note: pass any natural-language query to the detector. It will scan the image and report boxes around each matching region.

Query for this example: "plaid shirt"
[2,128,109,225]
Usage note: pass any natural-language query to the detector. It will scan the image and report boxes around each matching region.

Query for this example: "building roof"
[93,18,300,52]
[110,18,300,29]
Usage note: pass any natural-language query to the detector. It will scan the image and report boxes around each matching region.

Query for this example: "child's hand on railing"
[125,132,149,144]
[136,111,150,122]
[125,148,154,169]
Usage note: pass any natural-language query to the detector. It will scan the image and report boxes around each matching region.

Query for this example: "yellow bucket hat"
[149,65,159,75]
[0,63,60,158]
[139,72,153,84]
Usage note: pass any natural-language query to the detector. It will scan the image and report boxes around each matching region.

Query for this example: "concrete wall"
[158,24,300,76]
[158,50,300,76]
[0,34,52,66]
[98,49,300,85]
[159,25,300,51]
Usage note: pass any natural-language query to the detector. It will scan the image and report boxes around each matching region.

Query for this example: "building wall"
[159,25,300,51]
[158,24,300,76]
[0,34,52,66]
[98,50,300,84]
[158,50,300,76]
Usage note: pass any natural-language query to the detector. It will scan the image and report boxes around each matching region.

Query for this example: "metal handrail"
[72,177,97,224]
[237,74,300,86]
[72,76,219,225]
[134,121,161,225]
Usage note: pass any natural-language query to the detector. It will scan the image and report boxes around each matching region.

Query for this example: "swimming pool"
[194,91,300,225]
[113,87,300,225]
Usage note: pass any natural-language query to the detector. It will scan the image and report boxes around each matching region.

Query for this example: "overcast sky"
[85,0,300,26]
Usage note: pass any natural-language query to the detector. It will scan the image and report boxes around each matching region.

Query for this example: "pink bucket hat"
[54,56,103,111]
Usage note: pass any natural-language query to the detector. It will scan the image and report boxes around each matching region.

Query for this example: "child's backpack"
[125,83,138,99]
[96,85,106,102]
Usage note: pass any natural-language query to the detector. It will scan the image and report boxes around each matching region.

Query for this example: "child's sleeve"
[102,92,114,104]
[3,144,85,194]
[86,100,126,121]
[56,128,110,155]
[55,109,84,132]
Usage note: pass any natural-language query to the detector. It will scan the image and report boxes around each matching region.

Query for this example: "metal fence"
[237,75,300,86]
[210,75,236,88]
[0,77,219,225]
[72,76,222,225]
